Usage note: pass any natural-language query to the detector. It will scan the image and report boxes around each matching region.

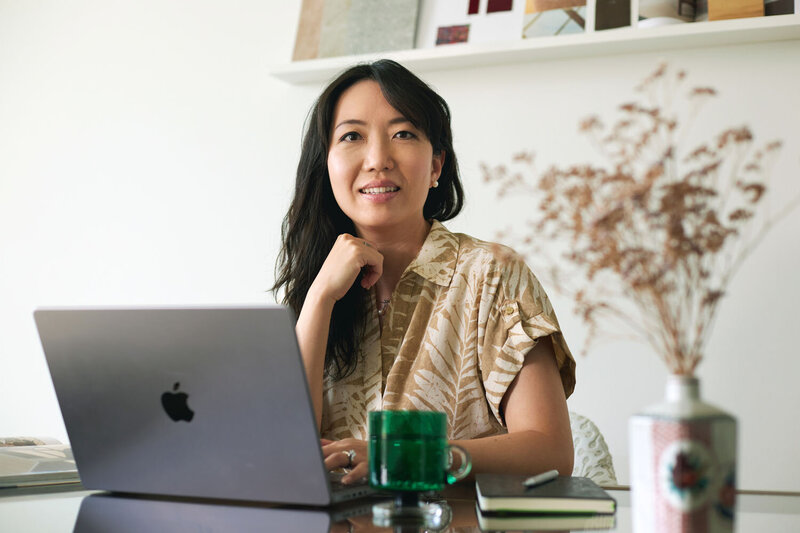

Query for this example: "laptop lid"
[34,305,334,505]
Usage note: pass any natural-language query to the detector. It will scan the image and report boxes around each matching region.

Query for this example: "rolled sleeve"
[479,264,576,426]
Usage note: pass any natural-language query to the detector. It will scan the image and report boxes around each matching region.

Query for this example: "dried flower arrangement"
[482,64,800,375]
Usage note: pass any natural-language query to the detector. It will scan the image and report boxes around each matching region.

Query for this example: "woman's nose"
[363,137,394,172]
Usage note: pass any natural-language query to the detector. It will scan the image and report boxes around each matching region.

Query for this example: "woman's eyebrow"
[333,116,411,131]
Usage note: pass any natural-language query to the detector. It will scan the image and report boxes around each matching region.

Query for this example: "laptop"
[33,305,373,505]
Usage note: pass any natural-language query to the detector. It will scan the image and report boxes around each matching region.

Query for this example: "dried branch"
[484,63,799,375]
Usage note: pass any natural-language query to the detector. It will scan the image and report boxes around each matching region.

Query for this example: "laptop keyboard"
[328,471,368,489]
[328,472,373,502]
[328,471,347,487]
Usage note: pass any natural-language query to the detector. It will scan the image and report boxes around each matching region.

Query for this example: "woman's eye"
[394,130,416,140]
[340,132,361,142]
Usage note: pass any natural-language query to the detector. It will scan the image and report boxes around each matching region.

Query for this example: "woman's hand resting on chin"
[308,234,383,305]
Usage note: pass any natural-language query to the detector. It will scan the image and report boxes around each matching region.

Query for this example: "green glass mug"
[368,410,472,492]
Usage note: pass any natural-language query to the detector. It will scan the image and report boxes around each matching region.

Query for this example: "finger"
[342,462,369,485]
[357,240,382,259]
[323,450,351,471]
[360,267,382,289]
[322,452,340,471]
[321,439,349,456]
[321,442,340,458]
[359,253,383,289]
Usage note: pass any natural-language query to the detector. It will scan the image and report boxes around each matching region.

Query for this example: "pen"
[522,469,559,488]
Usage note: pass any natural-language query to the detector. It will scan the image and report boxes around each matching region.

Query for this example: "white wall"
[1,1,798,491]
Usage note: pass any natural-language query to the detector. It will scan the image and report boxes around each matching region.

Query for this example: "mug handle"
[445,444,472,484]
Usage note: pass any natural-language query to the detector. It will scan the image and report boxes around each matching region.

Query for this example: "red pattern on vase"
[653,420,712,532]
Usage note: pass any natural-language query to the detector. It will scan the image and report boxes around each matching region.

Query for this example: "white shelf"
[270,14,800,84]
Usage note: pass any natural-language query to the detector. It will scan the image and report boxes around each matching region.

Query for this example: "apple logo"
[161,382,195,422]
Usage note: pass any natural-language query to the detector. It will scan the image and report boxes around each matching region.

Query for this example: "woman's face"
[327,80,443,236]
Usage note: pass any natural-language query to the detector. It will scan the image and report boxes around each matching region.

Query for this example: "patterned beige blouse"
[320,221,576,441]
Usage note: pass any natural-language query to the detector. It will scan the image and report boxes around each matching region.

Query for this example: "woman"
[274,59,575,485]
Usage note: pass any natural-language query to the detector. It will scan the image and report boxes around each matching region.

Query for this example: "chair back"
[570,411,617,485]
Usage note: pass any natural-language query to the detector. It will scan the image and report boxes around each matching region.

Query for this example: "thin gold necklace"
[377,298,391,317]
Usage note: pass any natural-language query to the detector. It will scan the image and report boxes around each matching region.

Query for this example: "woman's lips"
[360,186,399,194]
[359,186,400,202]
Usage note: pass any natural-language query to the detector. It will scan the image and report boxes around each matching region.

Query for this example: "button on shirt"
[320,221,576,441]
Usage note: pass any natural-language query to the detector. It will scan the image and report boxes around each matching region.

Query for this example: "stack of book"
[475,473,616,531]
[0,442,80,490]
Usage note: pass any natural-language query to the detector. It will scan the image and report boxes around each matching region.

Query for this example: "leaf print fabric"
[320,221,576,441]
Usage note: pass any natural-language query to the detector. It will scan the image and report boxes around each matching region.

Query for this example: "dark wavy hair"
[273,59,464,380]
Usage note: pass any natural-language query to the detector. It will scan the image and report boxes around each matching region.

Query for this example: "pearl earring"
[432,180,439,188]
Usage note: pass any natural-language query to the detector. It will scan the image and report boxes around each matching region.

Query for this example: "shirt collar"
[405,220,458,287]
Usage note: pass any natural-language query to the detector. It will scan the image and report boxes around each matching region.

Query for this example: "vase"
[630,375,737,532]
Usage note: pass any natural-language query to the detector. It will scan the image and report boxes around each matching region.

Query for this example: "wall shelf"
[270,14,800,84]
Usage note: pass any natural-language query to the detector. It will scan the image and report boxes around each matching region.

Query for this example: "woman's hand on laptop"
[321,438,368,485]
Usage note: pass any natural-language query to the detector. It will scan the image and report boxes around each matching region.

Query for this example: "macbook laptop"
[33,305,373,505]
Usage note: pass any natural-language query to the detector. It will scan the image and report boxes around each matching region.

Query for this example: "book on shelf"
[475,473,616,514]
[475,504,616,531]
[0,441,80,489]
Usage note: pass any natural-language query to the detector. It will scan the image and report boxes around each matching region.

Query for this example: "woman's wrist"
[304,284,337,314]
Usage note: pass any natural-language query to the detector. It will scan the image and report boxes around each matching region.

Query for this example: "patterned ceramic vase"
[630,375,737,532]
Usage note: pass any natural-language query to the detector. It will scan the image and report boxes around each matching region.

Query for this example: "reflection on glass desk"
[2,485,800,532]
[74,493,334,532]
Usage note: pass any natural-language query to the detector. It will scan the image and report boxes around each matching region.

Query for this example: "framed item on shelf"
[416,0,526,48]
[308,0,419,58]
[708,0,764,21]
[292,0,326,61]
[596,0,633,30]
[765,0,795,16]
[436,25,471,45]
[523,0,588,38]
[488,0,515,12]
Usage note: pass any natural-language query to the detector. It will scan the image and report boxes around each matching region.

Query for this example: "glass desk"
[2,484,799,532]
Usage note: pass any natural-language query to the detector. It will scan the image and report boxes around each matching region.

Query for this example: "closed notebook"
[475,474,616,514]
